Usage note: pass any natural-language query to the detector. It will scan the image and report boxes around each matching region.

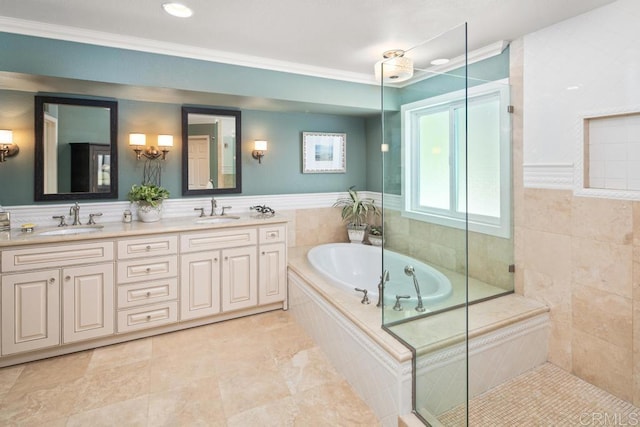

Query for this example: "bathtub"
[306,243,452,306]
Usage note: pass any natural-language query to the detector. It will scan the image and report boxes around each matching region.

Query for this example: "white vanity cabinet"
[0,217,288,367]
[180,227,258,319]
[1,241,114,355]
[1,269,60,355]
[258,225,287,305]
[116,235,179,332]
[62,263,114,343]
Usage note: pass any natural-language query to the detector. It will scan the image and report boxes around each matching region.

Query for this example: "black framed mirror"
[34,95,118,201]
[182,106,241,195]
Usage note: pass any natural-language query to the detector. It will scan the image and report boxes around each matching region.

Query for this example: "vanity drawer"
[117,235,178,260]
[117,278,178,309]
[180,227,257,253]
[259,225,286,244]
[117,256,177,283]
[117,301,178,333]
[1,242,114,272]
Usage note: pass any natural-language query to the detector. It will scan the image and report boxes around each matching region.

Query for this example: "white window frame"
[401,79,511,238]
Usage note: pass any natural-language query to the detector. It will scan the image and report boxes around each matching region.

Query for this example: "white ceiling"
[0,0,618,84]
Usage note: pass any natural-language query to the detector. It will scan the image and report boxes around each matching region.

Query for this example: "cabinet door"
[259,243,287,305]
[62,263,114,343]
[221,246,257,312]
[1,270,60,355]
[180,251,221,320]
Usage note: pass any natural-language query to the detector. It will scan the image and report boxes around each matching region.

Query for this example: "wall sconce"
[130,133,173,160]
[252,140,267,164]
[0,130,19,163]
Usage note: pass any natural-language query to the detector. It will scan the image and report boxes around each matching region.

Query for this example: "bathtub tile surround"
[0,311,380,425]
[517,188,640,403]
[288,245,549,425]
[383,209,514,291]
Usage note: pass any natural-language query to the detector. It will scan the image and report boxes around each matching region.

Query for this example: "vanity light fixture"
[130,133,173,161]
[252,140,268,164]
[162,2,193,18]
[374,49,413,83]
[0,130,19,163]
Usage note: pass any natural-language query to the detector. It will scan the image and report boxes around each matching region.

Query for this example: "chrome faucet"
[69,202,81,226]
[376,270,389,308]
[404,265,426,312]
[210,197,218,216]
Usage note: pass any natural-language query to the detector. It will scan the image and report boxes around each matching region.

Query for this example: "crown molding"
[0,16,375,85]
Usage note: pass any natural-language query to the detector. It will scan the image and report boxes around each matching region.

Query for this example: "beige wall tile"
[632,202,640,247]
[523,189,572,234]
[571,237,632,299]
[294,207,346,246]
[571,197,633,245]
[573,329,633,402]
[523,229,572,283]
[547,317,572,371]
[571,285,632,349]
[633,305,640,406]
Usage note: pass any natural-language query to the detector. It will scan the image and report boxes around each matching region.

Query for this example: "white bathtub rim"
[306,242,453,304]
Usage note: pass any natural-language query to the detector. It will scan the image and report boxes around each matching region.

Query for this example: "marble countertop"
[0,213,288,248]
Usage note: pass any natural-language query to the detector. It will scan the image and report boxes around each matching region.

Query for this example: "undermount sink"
[38,225,104,236]
[195,216,240,224]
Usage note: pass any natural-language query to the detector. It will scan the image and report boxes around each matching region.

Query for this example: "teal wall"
[0,91,368,205]
[0,31,509,206]
[0,32,378,206]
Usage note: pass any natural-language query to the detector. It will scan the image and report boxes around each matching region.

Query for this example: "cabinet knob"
[146,267,151,273]
[146,291,151,297]
[146,245,151,251]
[262,251,265,255]
[224,256,228,261]
[146,315,151,321]
[269,233,276,238]
[65,275,71,281]
[49,277,56,284]
[214,258,218,262]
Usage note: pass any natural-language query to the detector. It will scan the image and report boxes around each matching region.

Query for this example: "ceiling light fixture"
[374,49,413,83]
[162,2,193,18]
[430,58,450,66]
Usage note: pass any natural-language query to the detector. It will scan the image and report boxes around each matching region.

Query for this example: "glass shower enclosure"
[379,23,514,425]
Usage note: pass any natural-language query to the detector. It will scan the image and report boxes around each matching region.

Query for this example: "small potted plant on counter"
[333,186,380,243]
[367,225,383,246]
[127,183,170,223]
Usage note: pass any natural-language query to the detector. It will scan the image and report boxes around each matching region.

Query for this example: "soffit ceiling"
[0,0,618,84]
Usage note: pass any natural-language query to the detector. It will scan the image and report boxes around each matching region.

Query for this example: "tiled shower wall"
[516,0,640,405]
[516,189,638,404]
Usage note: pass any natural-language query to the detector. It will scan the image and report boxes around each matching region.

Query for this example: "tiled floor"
[0,310,380,426]
[438,363,640,426]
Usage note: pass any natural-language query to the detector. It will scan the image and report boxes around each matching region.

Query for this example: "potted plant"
[333,186,380,243]
[368,225,383,246]
[127,184,170,223]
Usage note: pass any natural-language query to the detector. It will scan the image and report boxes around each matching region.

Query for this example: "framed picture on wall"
[302,132,346,173]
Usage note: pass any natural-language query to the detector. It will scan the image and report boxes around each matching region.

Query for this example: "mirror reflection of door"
[43,112,58,194]
[188,135,211,189]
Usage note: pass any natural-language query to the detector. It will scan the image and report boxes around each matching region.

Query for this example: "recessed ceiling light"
[162,2,193,18]
[430,58,450,66]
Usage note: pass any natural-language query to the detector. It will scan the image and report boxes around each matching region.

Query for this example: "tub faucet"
[376,270,389,308]
[404,265,426,312]
[70,202,81,226]
[354,288,370,305]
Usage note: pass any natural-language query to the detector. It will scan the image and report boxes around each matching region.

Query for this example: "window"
[401,80,511,238]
